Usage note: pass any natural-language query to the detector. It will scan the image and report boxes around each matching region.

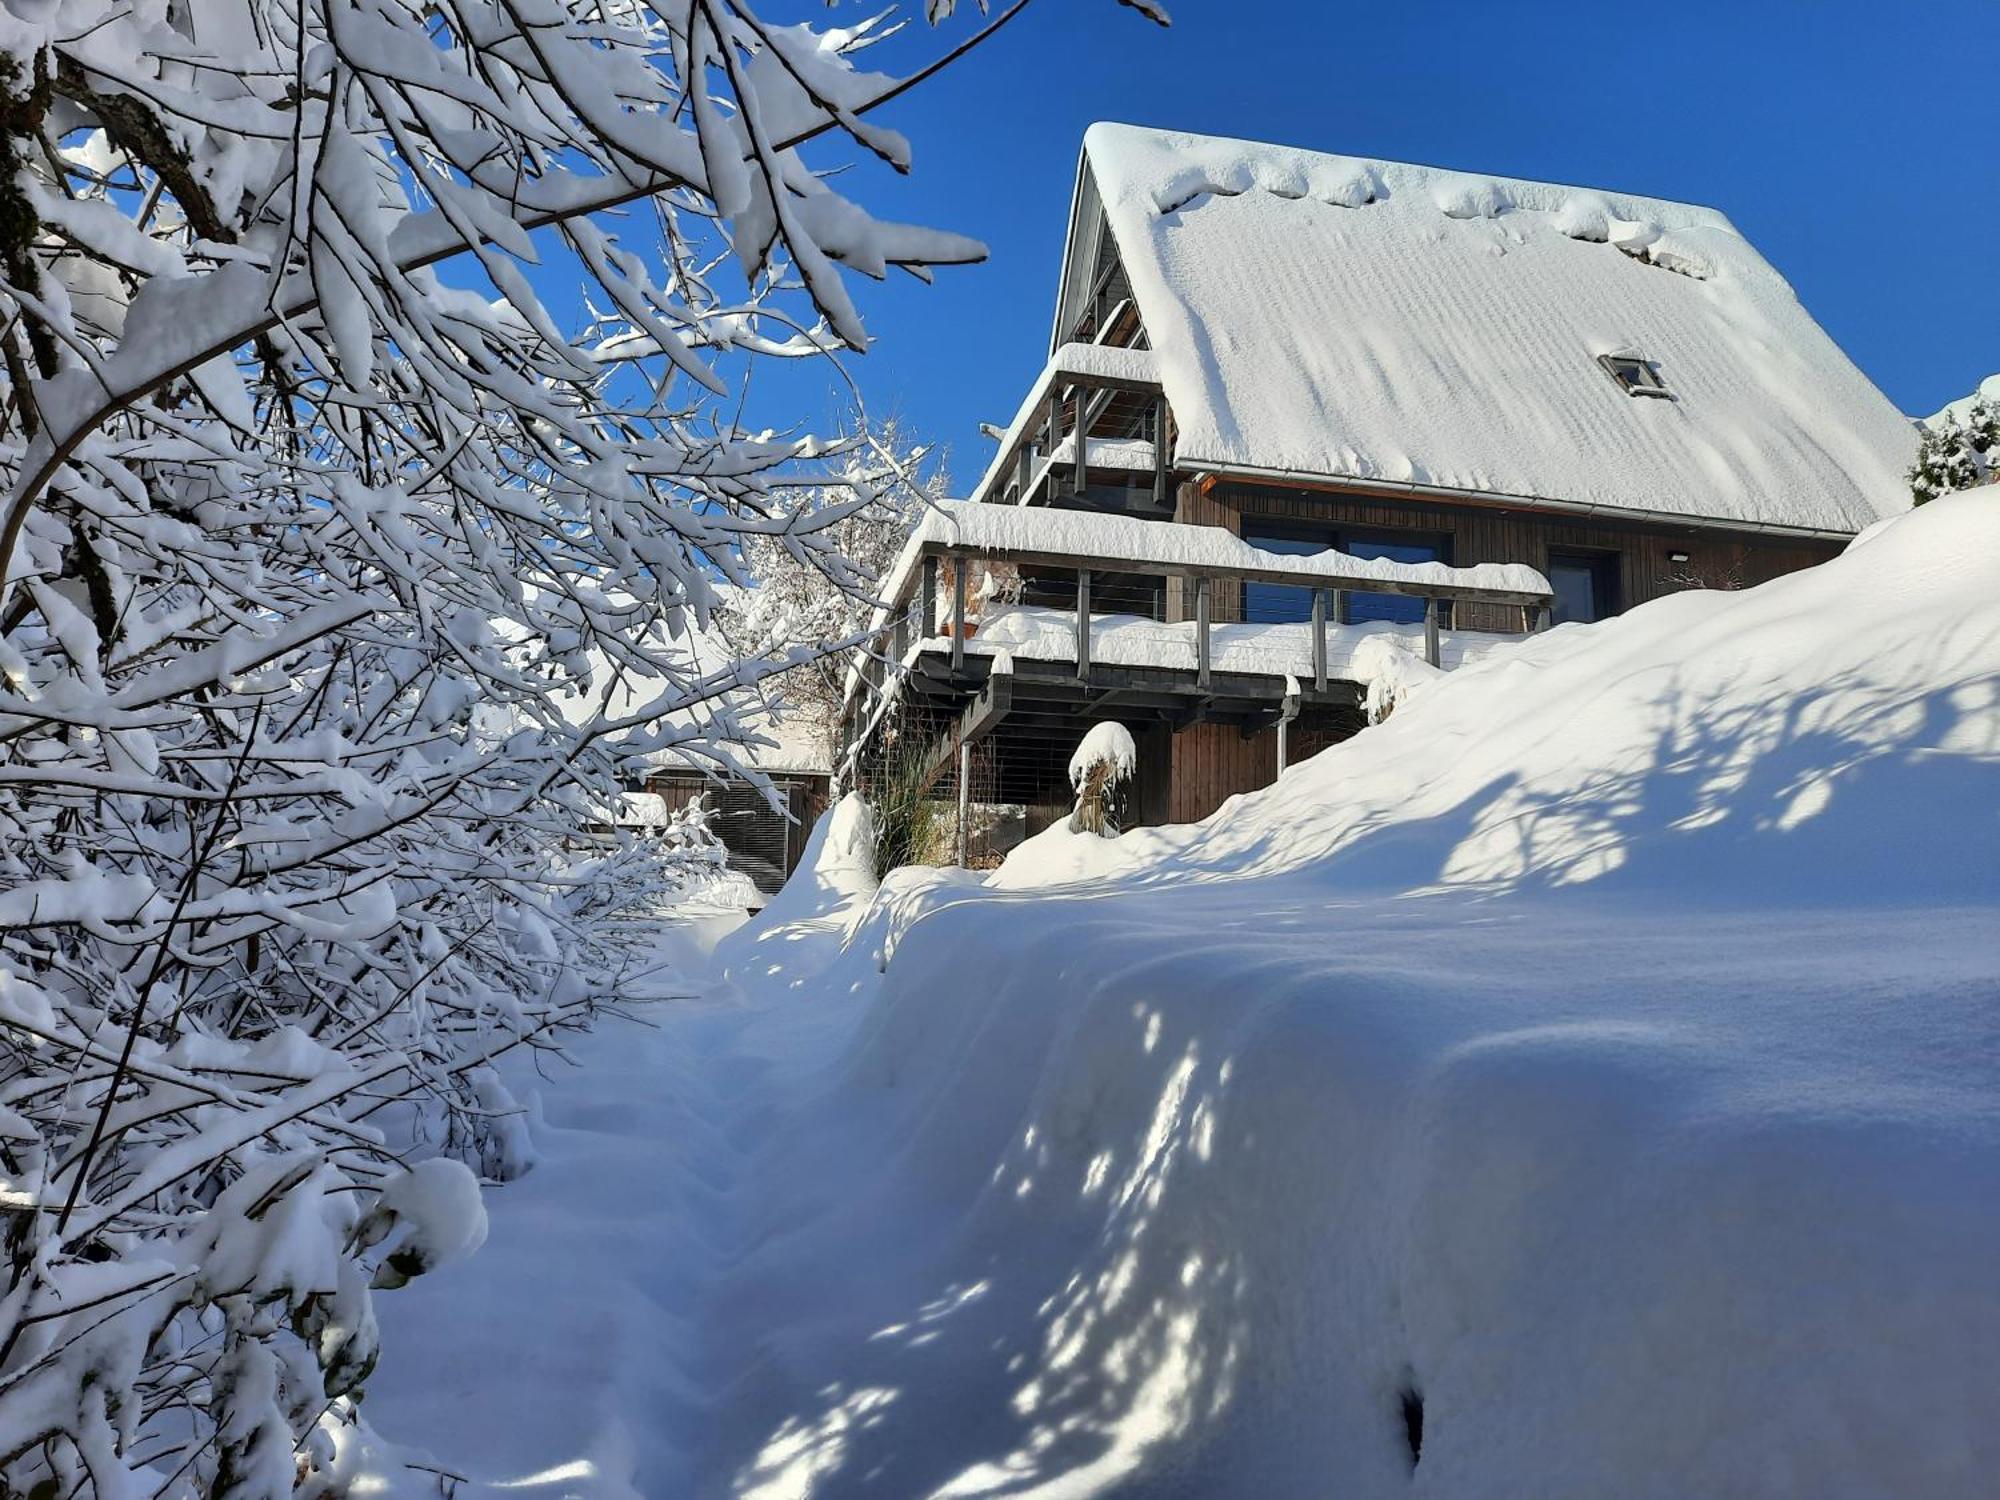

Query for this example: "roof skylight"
[1599,353,1671,399]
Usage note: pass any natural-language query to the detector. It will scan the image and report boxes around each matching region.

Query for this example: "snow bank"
[715,794,881,994]
[1078,122,1918,534]
[696,493,2000,1497]
[365,496,1999,1499]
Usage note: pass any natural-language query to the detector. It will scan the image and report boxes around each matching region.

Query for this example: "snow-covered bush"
[1069,722,1138,836]
[0,0,1164,1492]
[1911,384,1998,504]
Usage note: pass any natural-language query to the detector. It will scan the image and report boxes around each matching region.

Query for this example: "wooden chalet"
[839,125,1916,851]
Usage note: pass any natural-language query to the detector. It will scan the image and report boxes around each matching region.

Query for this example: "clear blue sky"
[752,0,1996,493]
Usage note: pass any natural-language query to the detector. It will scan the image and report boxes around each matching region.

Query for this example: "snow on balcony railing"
[967,344,1164,505]
[888,499,1551,604]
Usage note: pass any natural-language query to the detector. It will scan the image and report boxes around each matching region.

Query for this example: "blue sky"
[750,0,1996,493]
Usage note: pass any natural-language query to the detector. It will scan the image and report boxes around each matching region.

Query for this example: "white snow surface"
[363,494,1998,1498]
[892,498,1549,602]
[1077,123,1919,534]
[941,605,1517,681]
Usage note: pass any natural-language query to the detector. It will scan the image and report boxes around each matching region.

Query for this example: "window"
[1598,353,1671,399]
[1240,522,1448,626]
[1343,535,1444,624]
[1241,528,1331,623]
[1547,550,1621,625]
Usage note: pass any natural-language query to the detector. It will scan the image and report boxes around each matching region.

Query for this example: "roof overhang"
[1190,462,1866,545]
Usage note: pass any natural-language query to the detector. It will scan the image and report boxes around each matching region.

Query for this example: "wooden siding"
[1169,721,1275,823]
[1153,477,1842,819]
[1194,478,1841,630]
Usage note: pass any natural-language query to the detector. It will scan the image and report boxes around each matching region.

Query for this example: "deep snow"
[363,493,1999,1498]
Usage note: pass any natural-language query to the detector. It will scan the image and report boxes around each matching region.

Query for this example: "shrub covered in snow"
[1069,722,1138,836]
[0,0,1163,1492]
[1911,378,2000,504]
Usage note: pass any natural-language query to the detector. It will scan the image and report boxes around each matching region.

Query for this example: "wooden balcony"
[838,504,1554,827]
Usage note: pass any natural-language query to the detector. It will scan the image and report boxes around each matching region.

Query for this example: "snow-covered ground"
[362,492,1999,1498]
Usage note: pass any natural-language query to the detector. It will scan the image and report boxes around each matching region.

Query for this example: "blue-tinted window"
[1345,537,1441,624]
[1242,531,1328,623]
[1241,524,1448,626]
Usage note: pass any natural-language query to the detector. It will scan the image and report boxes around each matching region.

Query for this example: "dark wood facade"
[1172,478,1842,629]
[1144,475,1843,821]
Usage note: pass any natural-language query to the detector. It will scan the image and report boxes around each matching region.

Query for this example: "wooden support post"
[951,560,967,672]
[1076,569,1092,681]
[922,555,938,636]
[956,736,972,867]
[1045,391,1059,469]
[1015,442,1031,502]
[1152,394,1169,509]
[1276,681,1300,776]
[1311,587,1328,691]
[1073,385,1088,496]
[1424,597,1441,668]
[1196,576,1212,689]
[1331,588,1344,628]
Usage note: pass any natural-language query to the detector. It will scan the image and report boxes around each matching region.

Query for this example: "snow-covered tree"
[0,0,1167,1492]
[1911,391,1998,504]
[715,418,945,764]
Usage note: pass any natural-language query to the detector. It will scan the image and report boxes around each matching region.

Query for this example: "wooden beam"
[1424,597,1441,668]
[1075,569,1091,681]
[1311,587,1328,691]
[919,667,1015,786]
[1152,394,1169,509]
[1073,385,1088,497]
[1196,576,1211,690]
[921,555,938,638]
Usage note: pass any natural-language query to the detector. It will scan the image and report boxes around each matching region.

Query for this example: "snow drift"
[700,493,2000,1499]
[367,495,2000,1498]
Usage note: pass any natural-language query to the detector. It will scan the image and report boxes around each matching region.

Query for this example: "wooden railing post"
[951,558,967,672]
[1076,569,1091,681]
[1424,597,1441,668]
[1073,385,1088,497]
[1152,394,1169,509]
[922,554,938,636]
[1196,576,1212,689]
[1311,587,1328,691]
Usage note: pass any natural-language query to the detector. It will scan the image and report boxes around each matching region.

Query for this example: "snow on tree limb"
[0,0,1165,1493]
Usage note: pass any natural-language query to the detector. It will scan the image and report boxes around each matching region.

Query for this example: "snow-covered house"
[841,124,1918,837]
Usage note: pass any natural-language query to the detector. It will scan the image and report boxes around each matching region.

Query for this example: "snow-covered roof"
[1068,123,1918,536]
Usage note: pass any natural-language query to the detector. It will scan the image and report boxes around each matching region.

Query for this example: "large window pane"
[1242,529,1330,623]
[1345,537,1440,624]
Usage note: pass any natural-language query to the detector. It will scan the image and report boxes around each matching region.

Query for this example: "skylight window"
[1599,353,1671,399]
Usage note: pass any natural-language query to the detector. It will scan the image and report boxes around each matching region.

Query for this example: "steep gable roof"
[1065,123,1916,536]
